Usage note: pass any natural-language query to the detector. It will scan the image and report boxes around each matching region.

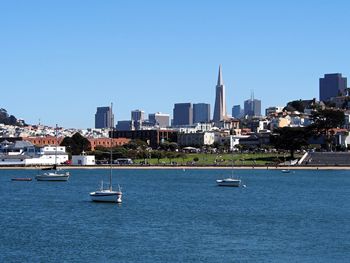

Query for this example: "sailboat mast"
[55,124,58,167]
[231,151,234,177]
[109,103,113,190]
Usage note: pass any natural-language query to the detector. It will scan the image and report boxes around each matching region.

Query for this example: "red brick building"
[23,136,130,151]
[88,138,130,151]
[24,136,64,146]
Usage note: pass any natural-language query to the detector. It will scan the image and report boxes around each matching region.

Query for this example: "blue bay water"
[0,168,349,262]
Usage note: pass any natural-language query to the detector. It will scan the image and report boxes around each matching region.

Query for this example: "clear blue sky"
[1,0,350,128]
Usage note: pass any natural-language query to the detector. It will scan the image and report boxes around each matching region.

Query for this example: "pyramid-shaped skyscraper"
[213,65,227,122]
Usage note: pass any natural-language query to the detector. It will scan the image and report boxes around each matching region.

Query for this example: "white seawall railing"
[298,152,309,165]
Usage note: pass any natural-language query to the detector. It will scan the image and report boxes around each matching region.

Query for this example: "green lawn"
[134,152,301,166]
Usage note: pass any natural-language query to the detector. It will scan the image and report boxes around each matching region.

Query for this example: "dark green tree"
[91,147,110,161]
[165,151,176,164]
[284,100,305,112]
[159,141,170,151]
[60,133,91,155]
[308,109,345,150]
[124,139,148,150]
[270,127,310,159]
[168,142,179,152]
[151,150,164,164]
[0,108,25,126]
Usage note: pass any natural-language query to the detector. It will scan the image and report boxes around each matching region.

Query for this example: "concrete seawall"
[1,165,350,170]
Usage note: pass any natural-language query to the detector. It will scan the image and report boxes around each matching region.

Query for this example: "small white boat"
[35,171,70,181]
[281,169,291,173]
[90,182,122,203]
[216,178,241,187]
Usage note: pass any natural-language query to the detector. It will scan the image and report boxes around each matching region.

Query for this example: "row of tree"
[60,133,186,161]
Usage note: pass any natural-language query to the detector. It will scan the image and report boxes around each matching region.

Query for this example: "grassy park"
[133,152,302,166]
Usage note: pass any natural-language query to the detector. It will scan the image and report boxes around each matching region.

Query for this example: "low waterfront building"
[0,140,69,166]
[72,152,95,165]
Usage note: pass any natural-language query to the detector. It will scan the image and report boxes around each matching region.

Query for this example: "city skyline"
[1,1,350,128]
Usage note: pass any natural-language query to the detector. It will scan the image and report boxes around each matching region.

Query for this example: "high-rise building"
[131,109,145,130]
[213,65,227,122]
[116,120,132,131]
[232,105,242,118]
[319,73,347,101]
[193,103,210,123]
[149,112,170,128]
[173,103,193,126]
[244,98,261,117]
[95,106,114,128]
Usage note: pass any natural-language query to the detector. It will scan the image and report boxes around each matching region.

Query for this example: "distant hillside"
[0,108,26,126]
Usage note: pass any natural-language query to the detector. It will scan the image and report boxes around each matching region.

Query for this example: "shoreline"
[0,165,350,170]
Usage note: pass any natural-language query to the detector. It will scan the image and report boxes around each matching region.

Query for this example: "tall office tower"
[244,98,261,117]
[173,103,193,126]
[232,105,242,118]
[116,120,132,131]
[213,65,227,122]
[131,109,145,130]
[319,73,347,101]
[193,103,210,123]
[149,112,170,128]
[95,106,114,128]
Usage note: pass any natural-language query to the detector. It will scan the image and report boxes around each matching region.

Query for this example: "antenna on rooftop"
[250,90,255,114]
[251,90,254,101]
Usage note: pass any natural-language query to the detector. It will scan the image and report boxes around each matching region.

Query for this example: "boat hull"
[90,190,122,203]
[281,170,290,173]
[216,179,241,187]
[35,172,70,181]
[11,178,32,181]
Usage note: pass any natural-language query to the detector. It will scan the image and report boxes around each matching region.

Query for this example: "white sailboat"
[35,169,70,181]
[216,153,241,187]
[90,103,122,203]
[216,177,241,187]
[90,178,122,203]
[35,125,70,181]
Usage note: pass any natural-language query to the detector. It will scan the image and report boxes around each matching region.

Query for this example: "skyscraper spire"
[213,65,227,122]
[217,64,223,86]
